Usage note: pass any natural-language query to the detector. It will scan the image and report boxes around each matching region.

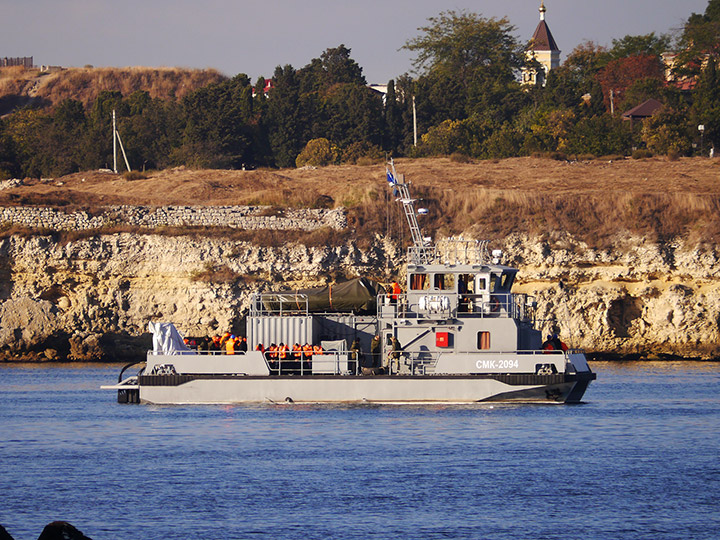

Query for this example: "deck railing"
[378,292,536,322]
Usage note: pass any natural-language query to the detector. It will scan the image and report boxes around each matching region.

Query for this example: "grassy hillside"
[1,156,718,248]
[0,66,226,113]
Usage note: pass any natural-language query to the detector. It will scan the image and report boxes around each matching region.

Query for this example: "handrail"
[377,292,536,321]
[118,360,146,383]
[250,292,310,317]
[262,350,356,375]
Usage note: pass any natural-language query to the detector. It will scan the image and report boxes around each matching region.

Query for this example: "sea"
[1,361,719,540]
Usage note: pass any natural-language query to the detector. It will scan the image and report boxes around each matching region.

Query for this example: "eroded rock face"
[0,231,717,361]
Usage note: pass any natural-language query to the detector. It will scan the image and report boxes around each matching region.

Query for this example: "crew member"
[225,335,236,355]
[389,336,402,372]
[370,335,381,368]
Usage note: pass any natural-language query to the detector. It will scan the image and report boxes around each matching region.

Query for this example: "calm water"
[1,361,719,540]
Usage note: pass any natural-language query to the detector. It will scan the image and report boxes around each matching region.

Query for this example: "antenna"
[112,109,132,173]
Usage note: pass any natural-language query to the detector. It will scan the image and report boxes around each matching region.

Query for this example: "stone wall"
[0,205,347,231]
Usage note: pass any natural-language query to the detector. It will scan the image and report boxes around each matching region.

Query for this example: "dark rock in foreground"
[37,522,93,540]
[0,524,15,540]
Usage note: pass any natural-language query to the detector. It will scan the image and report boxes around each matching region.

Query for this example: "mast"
[386,159,434,264]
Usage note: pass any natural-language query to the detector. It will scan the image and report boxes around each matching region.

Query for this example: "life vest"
[225,338,235,355]
[303,344,313,359]
[391,282,401,300]
[279,344,289,359]
[313,345,323,355]
[292,344,302,359]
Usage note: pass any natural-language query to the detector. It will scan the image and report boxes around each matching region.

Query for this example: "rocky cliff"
[0,225,718,361]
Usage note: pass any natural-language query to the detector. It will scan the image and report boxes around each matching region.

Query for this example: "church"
[522,1,561,86]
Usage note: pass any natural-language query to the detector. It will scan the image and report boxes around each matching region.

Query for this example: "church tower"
[523,1,561,86]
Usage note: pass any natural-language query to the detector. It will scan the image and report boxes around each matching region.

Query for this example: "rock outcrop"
[0,229,717,361]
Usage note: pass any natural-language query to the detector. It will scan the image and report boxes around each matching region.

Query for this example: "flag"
[386,169,396,185]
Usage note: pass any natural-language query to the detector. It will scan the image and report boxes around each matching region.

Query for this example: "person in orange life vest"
[219,332,231,347]
[391,281,401,300]
[211,335,221,351]
[237,337,248,353]
[255,343,265,352]
[225,335,236,355]
[303,343,313,360]
[313,344,323,357]
[268,343,278,362]
[278,343,289,360]
[292,343,302,360]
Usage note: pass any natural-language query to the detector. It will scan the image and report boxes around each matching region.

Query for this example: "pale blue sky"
[0,0,710,83]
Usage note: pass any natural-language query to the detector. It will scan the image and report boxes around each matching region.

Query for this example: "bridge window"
[458,274,475,294]
[477,331,491,350]
[433,273,455,290]
[410,273,428,290]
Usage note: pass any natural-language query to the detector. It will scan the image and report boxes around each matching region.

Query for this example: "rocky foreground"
[1,522,92,540]
[0,226,718,362]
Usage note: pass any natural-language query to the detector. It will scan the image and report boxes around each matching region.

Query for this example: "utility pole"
[412,95,417,147]
[112,109,132,173]
[112,110,117,173]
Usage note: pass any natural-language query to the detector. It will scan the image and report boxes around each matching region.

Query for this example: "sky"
[0,0,711,84]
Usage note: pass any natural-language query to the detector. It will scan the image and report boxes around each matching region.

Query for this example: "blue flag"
[386,170,396,185]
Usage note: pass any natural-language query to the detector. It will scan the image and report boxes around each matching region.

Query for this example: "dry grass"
[2,157,720,246]
[0,66,226,108]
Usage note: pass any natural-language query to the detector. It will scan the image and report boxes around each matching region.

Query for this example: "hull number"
[475,359,519,370]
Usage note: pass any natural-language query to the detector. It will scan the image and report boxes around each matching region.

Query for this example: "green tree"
[609,33,672,60]
[403,10,527,130]
[676,0,720,76]
[267,64,304,167]
[403,11,523,85]
[690,58,720,152]
[383,79,402,154]
[566,114,632,156]
[642,107,693,155]
[177,74,256,168]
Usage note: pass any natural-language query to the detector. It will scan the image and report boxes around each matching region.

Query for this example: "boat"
[103,162,596,404]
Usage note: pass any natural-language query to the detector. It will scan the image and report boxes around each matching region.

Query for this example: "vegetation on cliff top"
[1,3,720,180]
[0,156,718,249]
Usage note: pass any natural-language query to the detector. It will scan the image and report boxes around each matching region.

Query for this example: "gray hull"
[135,372,595,405]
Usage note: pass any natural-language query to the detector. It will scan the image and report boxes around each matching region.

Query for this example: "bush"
[450,152,472,163]
[341,141,384,164]
[123,170,147,180]
[667,148,680,161]
[632,149,653,159]
[295,138,339,168]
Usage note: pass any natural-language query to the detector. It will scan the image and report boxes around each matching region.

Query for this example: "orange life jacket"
[391,282,401,299]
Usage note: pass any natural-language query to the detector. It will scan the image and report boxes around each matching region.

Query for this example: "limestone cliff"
[0,230,718,361]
